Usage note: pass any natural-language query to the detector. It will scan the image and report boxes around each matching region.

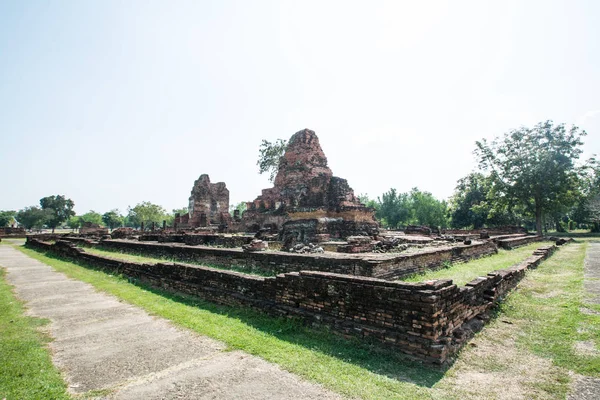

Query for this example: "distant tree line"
[1,197,194,232]
[360,121,599,233]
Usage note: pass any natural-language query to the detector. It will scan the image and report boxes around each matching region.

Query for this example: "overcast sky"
[1,0,599,215]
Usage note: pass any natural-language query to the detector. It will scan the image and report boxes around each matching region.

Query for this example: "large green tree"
[448,173,491,229]
[102,209,124,229]
[79,211,103,226]
[0,210,16,227]
[376,189,411,229]
[257,139,287,182]
[475,121,588,235]
[127,202,168,229]
[409,188,448,228]
[39,195,75,232]
[16,206,49,230]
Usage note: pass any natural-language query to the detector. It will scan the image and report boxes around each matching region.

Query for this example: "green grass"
[402,242,553,286]
[87,246,276,277]
[10,240,600,399]
[17,246,442,400]
[0,268,70,399]
[500,241,600,376]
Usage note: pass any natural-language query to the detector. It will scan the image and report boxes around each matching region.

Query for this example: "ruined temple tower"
[174,174,231,228]
[242,129,378,239]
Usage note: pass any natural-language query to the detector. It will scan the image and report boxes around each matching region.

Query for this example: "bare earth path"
[0,245,342,400]
[569,241,600,400]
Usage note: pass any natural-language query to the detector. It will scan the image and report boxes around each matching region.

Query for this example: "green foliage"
[172,207,188,216]
[16,206,49,229]
[374,188,448,229]
[409,188,448,228]
[357,193,379,210]
[475,121,589,235]
[66,215,81,230]
[571,163,600,231]
[0,210,16,227]
[102,209,124,229]
[39,195,75,231]
[229,202,247,218]
[79,210,103,226]
[127,201,168,229]
[376,189,411,229]
[257,138,287,182]
[448,173,490,229]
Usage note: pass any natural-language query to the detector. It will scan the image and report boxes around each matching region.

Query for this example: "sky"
[1,0,599,216]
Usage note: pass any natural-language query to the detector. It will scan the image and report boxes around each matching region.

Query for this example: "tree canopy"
[374,188,447,229]
[475,121,589,235]
[257,139,287,182]
[40,195,75,232]
[16,206,49,230]
[102,209,124,229]
[80,210,103,226]
[127,202,168,229]
[0,210,16,227]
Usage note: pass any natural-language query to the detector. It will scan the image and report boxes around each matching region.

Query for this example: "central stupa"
[241,129,378,240]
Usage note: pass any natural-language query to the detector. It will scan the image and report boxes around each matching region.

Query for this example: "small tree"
[257,139,287,182]
[228,202,247,218]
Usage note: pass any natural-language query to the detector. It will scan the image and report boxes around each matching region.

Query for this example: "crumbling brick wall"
[26,238,562,364]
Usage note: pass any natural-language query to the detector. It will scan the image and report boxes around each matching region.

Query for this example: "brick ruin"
[241,129,378,241]
[173,174,233,229]
[27,237,570,365]
[171,129,378,243]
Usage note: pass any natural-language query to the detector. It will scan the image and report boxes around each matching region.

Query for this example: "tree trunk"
[535,205,543,236]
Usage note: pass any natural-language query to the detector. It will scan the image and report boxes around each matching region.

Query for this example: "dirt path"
[569,241,600,400]
[0,245,342,400]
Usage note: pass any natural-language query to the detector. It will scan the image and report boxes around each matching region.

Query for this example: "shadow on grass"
[34,248,448,388]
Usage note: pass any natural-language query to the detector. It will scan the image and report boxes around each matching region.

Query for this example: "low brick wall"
[26,238,565,364]
[372,241,498,280]
[89,239,497,280]
[496,235,544,249]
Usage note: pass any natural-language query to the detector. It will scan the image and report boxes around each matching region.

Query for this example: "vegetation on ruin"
[0,265,70,399]
[257,138,288,182]
[402,241,552,286]
[85,246,277,277]
[14,238,600,399]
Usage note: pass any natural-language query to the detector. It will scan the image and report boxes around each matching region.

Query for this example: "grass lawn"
[0,263,70,399]
[402,241,554,286]
[7,239,600,399]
